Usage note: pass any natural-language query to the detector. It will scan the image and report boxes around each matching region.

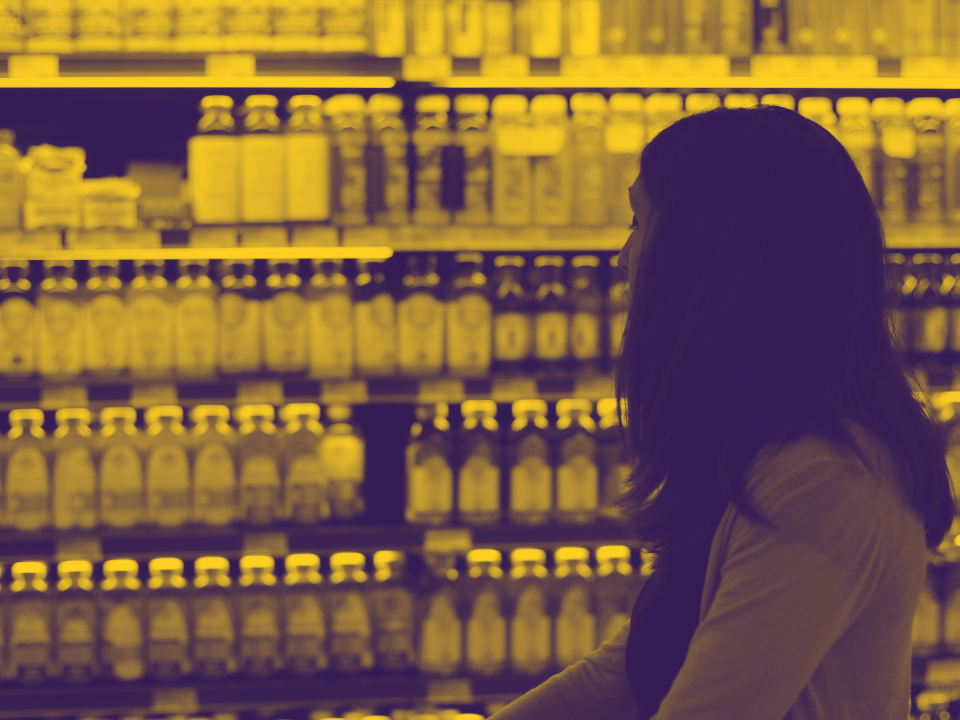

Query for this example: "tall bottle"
[570,93,608,225]
[506,548,551,675]
[320,404,366,520]
[56,560,98,683]
[190,405,237,526]
[457,400,502,526]
[491,255,532,374]
[144,406,191,528]
[5,408,50,531]
[218,259,262,374]
[554,399,599,524]
[398,253,445,375]
[595,545,640,643]
[446,252,492,377]
[188,95,240,225]
[410,0,445,54]
[463,549,507,675]
[37,260,83,377]
[129,259,175,377]
[175,258,218,376]
[568,256,602,374]
[368,94,410,226]
[491,95,533,226]
[551,546,596,668]
[484,0,514,53]
[596,397,629,519]
[190,556,236,679]
[412,95,452,226]
[237,555,281,677]
[100,558,145,681]
[909,253,948,355]
[507,399,553,525]
[235,404,283,526]
[239,94,286,224]
[608,255,627,362]
[0,128,22,228]
[308,259,354,378]
[0,259,37,375]
[454,94,492,226]
[447,0,483,55]
[8,561,52,684]
[644,92,684,144]
[797,96,837,139]
[417,551,463,676]
[84,258,127,374]
[280,403,328,524]
[531,255,569,373]
[908,97,946,224]
[372,0,406,56]
[530,95,572,227]
[947,99,960,225]
[52,408,97,530]
[718,0,752,55]
[836,96,878,206]
[263,260,308,374]
[872,97,914,226]
[369,550,416,671]
[604,94,642,229]
[327,552,374,672]
[354,259,398,375]
[325,94,369,226]
[566,0,601,56]
[285,94,331,222]
[406,403,455,525]
[146,557,190,680]
[283,553,328,675]
[97,407,144,528]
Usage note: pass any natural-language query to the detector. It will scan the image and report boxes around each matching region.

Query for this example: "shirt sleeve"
[488,617,637,720]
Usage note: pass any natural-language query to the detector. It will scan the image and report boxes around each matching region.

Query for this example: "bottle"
[453,94,492,226]
[75,0,122,51]
[126,0,173,51]
[144,406,191,527]
[491,95,533,226]
[56,560,98,684]
[37,260,83,377]
[221,0,270,49]
[908,97,946,224]
[464,549,507,675]
[644,92,684,144]
[457,400,502,526]
[368,94,410,226]
[354,259,398,375]
[190,405,237,526]
[146,557,190,680]
[507,400,553,525]
[174,258,218,376]
[398,253,445,375]
[84,259,128,374]
[608,255,627,361]
[718,0,752,55]
[235,405,282,526]
[836,97,878,205]
[406,403,455,525]
[787,0,827,53]
[640,0,680,51]
[264,260,308,373]
[237,555,281,677]
[100,558,145,681]
[485,0,513,53]
[320,404,366,520]
[218,259,262,374]
[5,408,50,531]
[0,128,22,228]
[188,95,240,225]
[569,93,608,226]
[568,256,603,373]
[279,403,328,524]
[320,0,369,52]
[52,408,97,530]
[371,0,406,56]
[530,95,572,227]
[554,399,599,524]
[604,93,643,230]
[238,95,286,224]
[171,0,222,51]
[0,260,37,375]
[283,553,328,675]
[410,0,445,54]
[531,255,569,373]
[327,552,374,672]
[909,254,948,355]
[190,556,236,679]
[446,0,483,55]
[325,94,369,227]
[566,0,600,55]
[948,254,960,354]
[97,407,144,528]
[886,253,912,351]
[8,561,52,684]
[446,252,492,377]
[760,93,795,111]
[129,259,175,377]
[551,546,596,668]
[308,259,354,379]
[595,545,639,644]
[369,550,416,671]
[412,95,453,226]
[491,256,532,374]
[506,548,551,674]
[417,552,463,676]
[284,95,330,222]
[872,97,914,226]
[947,99,960,225]
[596,397,629,520]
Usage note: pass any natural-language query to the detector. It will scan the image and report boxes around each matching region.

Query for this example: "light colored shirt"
[489,421,927,720]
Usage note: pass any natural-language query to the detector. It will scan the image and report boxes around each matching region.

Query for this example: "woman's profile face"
[617,173,656,291]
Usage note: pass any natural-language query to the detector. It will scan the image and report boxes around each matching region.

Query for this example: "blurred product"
[145,406,191,527]
[191,556,236,678]
[354,259,398,375]
[175,258,218,375]
[507,399,553,524]
[237,555,282,676]
[100,559,145,681]
[397,253,445,374]
[406,402,455,525]
[235,405,283,526]
[239,95,286,224]
[320,403,366,519]
[37,260,82,377]
[188,96,240,225]
[463,548,507,675]
[9,561,53,683]
[446,252,493,376]
[52,408,97,530]
[308,259,355,378]
[280,403,328,524]
[457,400,502,525]
[190,404,238,526]
[491,255,532,374]
[98,407,145,528]
[368,94,410,226]
[0,259,36,375]
[263,259,308,373]
[84,259,128,374]
[369,550,416,670]
[552,546,597,668]
[506,548,551,674]
[5,408,50,531]
[283,553,328,674]
[553,398,599,524]
[56,560,98,683]
[128,259,175,376]
[146,557,190,680]
[327,552,374,672]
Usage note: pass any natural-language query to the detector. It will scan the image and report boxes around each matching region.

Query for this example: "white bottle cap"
[195,556,230,574]
[461,399,497,417]
[570,92,607,114]
[373,550,406,567]
[466,548,502,565]
[240,555,275,573]
[870,96,906,116]
[279,403,321,422]
[554,546,590,563]
[596,397,619,417]
[103,558,139,575]
[286,553,321,572]
[55,408,91,425]
[144,405,183,424]
[511,398,548,416]
[945,98,960,117]
[234,404,276,423]
[149,557,184,575]
[416,94,451,113]
[326,404,353,422]
[609,92,644,113]
[723,93,758,109]
[685,93,720,113]
[595,545,631,563]
[324,94,366,116]
[510,548,546,564]
[367,93,403,114]
[330,551,366,569]
[836,96,871,116]
[645,93,683,113]
[906,97,945,118]
[454,93,490,114]
[530,94,568,116]
[798,96,834,118]
[491,94,529,115]
[556,398,592,416]
[760,94,796,111]
[9,408,44,425]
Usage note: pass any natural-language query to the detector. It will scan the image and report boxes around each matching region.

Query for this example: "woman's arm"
[488,618,637,720]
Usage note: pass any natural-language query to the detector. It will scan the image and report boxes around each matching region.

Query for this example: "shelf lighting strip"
[438,75,960,90]
[0,246,395,261]
[0,75,398,89]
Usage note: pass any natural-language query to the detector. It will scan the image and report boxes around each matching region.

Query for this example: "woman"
[489,102,956,719]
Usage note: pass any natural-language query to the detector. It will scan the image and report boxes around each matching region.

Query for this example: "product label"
[446,293,492,372]
[320,434,365,482]
[466,588,506,672]
[604,121,644,154]
[240,597,280,674]
[555,584,596,665]
[570,311,600,360]
[286,132,331,221]
[10,603,51,682]
[240,454,280,524]
[510,435,552,515]
[176,291,217,373]
[355,294,397,372]
[372,0,405,55]
[492,154,532,225]
[532,154,570,227]
[0,296,37,373]
[329,590,373,671]
[130,292,174,374]
[147,443,191,527]
[336,144,368,221]
[240,134,285,223]
[458,450,500,515]
[219,293,262,373]
[38,296,82,375]
[193,442,236,525]
[407,443,454,518]
[53,446,97,530]
[529,0,562,56]
[398,292,445,372]
[556,432,598,513]
[510,584,551,672]
[493,311,532,361]
[194,595,234,676]
[100,442,144,528]
[85,292,127,371]
[264,291,308,372]
[286,453,327,522]
[535,311,568,360]
[58,602,96,680]
[567,0,600,55]
[419,590,462,672]
[412,0,445,54]
[102,601,145,680]
[309,291,354,377]
[6,445,50,531]
[447,0,483,55]
[149,597,189,677]
[413,129,447,214]
[380,142,410,217]
[285,591,326,672]
[188,135,240,224]
[914,306,948,353]
[371,586,415,668]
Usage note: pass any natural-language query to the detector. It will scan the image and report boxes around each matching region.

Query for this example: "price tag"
[402,55,453,81]
[342,226,391,246]
[41,385,89,409]
[240,225,288,247]
[426,678,474,703]
[190,226,239,247]
[417,378,465,404]
[422,528,472,555]
[67,230,120,248]
[291,225,339,247]
[130,383,178,408]
[205,53,256,76]
[321,380,369,405]
[490,376,538,402]
[243,532,289,557]
[573,375,615,400]
[56,537,103,562]
[20,230,63,249]
[750,54,876,77]
[926,659,960,693]
[8,54,59,78]
[902,56,960,77]
[152,688,199,714]
[236,381,285,406]
[480,54,530,76]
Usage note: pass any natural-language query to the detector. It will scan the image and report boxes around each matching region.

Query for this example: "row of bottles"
[0,403,365,531]
[0,546,644,683]
[888,252,960,354]
[0,252,627,378]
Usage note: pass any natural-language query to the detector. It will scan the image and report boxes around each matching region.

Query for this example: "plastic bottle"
[37,260,83,377]
[279,403,328,524]
[283,553,328,675]
[551,546,596,668]
[554,399,599,524]
[285,95,330,222]
[235,405,282,526]
[491,95,533,226]
[453,94,492,226]
[945,99,960,225]
[325,95,369,227]
[188,96,240,225]
[410,0,445,54]
[836,96,878,206]
[909,253,948,355]
[463,549,507,675]
[190,556,236,679]
[52,408,97,530]
[644,92,683,144]
[235,555,281,677]
[723,92,757,109]
[684,92,720,117]
[126,0,173,51]
[369,550,416,671]
[596,397,629,519]
[129,259,175,377]
[56,560,98,683]
[447,0,484,56]
[908,97,946,224]
[0,260,37,375]
[238,95,285,224]
[308,259,355,378]
[873,97,915,226]
[221,0,270,50]
[446,252,492,377]
[9,561,52,683]
[84,259,127,374]
[595,545,639,643]
[640,0,680,52]
[327,552,374,672]
[75,0,122,51]
[412,95,453,226]
[530,95,572,227]
[371,0,406,56]
[171,0,221,52]
[491,255,532,374]
[406,403,455,525]
[367,94,410,226]
[417,551,462,676]
[218,259,262,374]
[144,406,191,527]
[506,548,551,674]
[174,258,218,376]
[759,93,795,110]
[607,255,627,360]
[97,407,144,528]
[5,408,50,531]
[457,400,502,526]
[568,256,602,373]
[484,0,514,53]
[718,0,752,55]
[567,0,600,56]
[354,259,398,375]
[0,128,22,228]
[100,558,145,681]
[912,573,942,656]
[507,399,553,525]
[263,260,308,374]
[398,253,445,375]
[320,404,366,520]
[146,557,190,680]
[190,405,237,526]
[569,93,607,226]
[886,253,912,350]
[531,255,569,373]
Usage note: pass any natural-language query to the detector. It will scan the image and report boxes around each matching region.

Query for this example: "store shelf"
[0,75,399,88]
[343,225,628,251]
[0,245,394,261]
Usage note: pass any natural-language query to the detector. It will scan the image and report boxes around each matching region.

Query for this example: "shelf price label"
[422,528,472,555]
[152,688,199,714]
[417,378,466,404]
[426,678,473,703]
[205,53,257,77]
[8,54,59,78]
[480,54,530,76]
[41,384,89,409]
[402,55,453,81]
[237,381,285,406]
[321,380,369,405]
[750,54,877,78]
[243,532,289,557]
[56,537,103,563]
[130,383,178,408]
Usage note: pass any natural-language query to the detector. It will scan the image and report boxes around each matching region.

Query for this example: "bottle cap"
[194,556,230,574]
[798,97,835,118]
[101,407,137,424]
[723,93,758,109]
[0,258,29,271]
[324,94,366,115]
[759,94,796,111]
[461,399,497,417]
[240,555,275,573]
[557,398,592,416]
[906,97,945,118]
[42,259,75,272]
[9,408,45,425]
[149,557,184,575]
[491,94,529,116]
[530,94,568,116]
[287,94,322,111]
[133,259,164,270]
[454,93,489,114]
[89,258,120,271]
[330,552,366,570]
[144,405,183,424]
[608,93,644,113]
[190,404,231,424]
[279,403,321,423]
[595,545,631,563]
[55,408,91,425]
[200,95,234,111]
[12,561,47,579]
[178,258,210,271]
[285,553,321,572]
[453,251,484,265]
[554,547,590,564]
[533,255,564,267]
[326,404,352,422]
[367,93,403,114]
[103,558,139,575]
[571,255,600,268]
[570,92,607,114]
[416,94,451,113]
[57,559,93,577]
[596,397,619,417]
[645,93,683,113]
[685,93,720,114]
[466,548,502,565]
[836,96,871,116]
[234,404,276,423]
[373,550,406,568]
[871,97,906,116]
[242,94,278,109]
[510,548,546,564]
[945,98,960,117]
[493,255,525,267]
[511,399,548,417]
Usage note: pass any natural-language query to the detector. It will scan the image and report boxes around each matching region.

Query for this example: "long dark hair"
[614,103,955,572]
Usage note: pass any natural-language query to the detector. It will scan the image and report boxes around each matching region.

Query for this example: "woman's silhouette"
[489,102,956,719]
